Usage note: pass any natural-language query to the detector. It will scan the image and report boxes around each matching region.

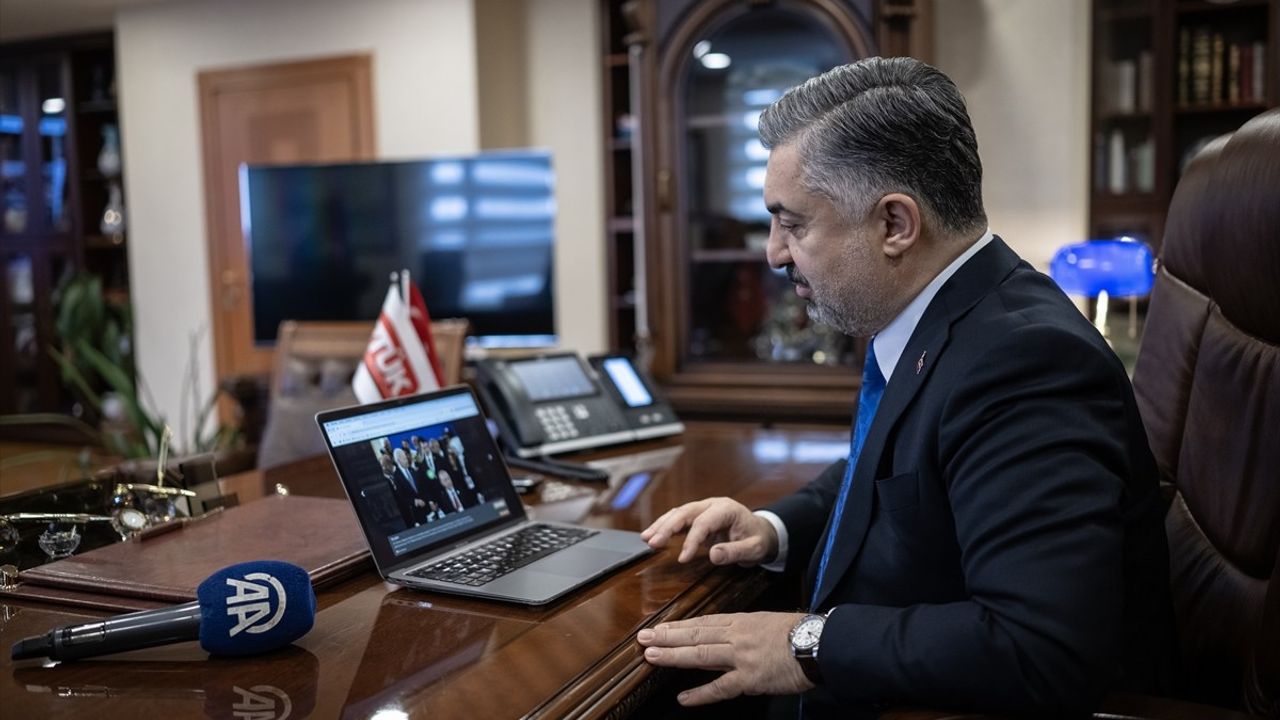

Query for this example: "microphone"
[10,560,316,662]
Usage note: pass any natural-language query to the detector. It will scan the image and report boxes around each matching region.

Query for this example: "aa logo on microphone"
[225,572,288,637]
[232,684,292,720]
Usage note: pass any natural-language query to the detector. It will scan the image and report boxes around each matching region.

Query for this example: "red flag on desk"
[352,271,446,403]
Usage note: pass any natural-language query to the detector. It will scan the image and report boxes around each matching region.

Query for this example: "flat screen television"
[242,149,557,348]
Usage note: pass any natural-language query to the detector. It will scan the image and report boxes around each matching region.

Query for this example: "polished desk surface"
[1,421,850,719]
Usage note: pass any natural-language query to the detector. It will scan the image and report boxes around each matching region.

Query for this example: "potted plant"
[47,273,242,462]
[48,272,160,458]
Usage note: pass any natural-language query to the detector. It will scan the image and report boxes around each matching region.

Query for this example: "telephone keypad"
[535,405,581,442]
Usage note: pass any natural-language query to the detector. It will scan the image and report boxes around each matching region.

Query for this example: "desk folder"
[1,495,370,612]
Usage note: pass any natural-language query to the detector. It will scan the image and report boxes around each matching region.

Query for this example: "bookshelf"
[0,32,130,414]
[601,0,637,354]
[1090,0,1278,254]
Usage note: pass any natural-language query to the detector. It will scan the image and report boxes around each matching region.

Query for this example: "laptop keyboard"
[408,523,599,587]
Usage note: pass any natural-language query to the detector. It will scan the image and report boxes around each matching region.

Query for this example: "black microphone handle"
[13,601,202,662]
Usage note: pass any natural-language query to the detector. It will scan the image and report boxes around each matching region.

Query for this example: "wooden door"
[199,55,375,382]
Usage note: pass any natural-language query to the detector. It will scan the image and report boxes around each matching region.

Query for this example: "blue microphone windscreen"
[196,560,317,657]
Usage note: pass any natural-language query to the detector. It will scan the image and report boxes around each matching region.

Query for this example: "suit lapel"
[809,237,1022,609]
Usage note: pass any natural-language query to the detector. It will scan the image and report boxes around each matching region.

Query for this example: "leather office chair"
[256,318,469,470]
[1123,107,1280,717]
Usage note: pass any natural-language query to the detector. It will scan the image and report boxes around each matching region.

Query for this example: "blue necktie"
[811,341,887,608]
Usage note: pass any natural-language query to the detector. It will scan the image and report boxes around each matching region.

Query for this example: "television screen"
[242,150,556,347]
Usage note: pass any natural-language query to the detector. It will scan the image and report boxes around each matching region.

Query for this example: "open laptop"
[315,385,653,605]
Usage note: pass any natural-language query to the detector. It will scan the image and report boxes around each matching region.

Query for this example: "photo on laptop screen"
[319,391,525,570]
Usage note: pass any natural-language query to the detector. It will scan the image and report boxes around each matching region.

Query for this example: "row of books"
[1093,129,1155,195]
[1098,52,1154,115]
[1179,29,1267,106]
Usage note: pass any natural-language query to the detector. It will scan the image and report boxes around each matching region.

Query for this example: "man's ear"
[875,193,921,259]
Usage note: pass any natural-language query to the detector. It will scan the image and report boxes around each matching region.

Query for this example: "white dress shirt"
[755,229,995,571]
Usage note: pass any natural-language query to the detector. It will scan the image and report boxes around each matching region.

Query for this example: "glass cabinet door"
[679,7,856,367]
[1,62,27,236]
[2,248,72,413]
[35,60,71,234]
[5,252,39,412]
[0,54,75,413]
[0,59,70,238]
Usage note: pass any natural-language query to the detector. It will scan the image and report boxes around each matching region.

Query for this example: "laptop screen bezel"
[315,385,528,577]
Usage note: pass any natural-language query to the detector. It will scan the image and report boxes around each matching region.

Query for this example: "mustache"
[786,265,809,287]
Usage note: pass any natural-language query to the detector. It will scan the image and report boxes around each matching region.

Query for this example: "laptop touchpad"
[533,547,631,577]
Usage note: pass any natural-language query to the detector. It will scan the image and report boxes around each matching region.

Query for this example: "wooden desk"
[1,422,849,719]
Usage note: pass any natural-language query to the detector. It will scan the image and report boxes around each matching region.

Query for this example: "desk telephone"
[474,353,684,458]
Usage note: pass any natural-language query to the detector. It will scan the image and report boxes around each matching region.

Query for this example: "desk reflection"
[530,444,684,526]
[14,646,320,720]
[342,591,540,718]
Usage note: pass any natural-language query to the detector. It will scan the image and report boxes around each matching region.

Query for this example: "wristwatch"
[788,612,827,685]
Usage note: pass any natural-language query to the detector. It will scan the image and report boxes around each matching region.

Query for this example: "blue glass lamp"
[1050,237,1155,339]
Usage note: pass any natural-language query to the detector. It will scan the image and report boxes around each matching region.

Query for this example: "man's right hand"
[641,497,779,566]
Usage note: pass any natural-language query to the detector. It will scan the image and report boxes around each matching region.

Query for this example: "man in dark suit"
[441,440,484,504]
[637,57,1173,716]
[379,453,415,529]
[435,470,469,513]
[424,439,449,481]
[391,447,430,526]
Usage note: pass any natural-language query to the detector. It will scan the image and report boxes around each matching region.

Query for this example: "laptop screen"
[319,389,524,572]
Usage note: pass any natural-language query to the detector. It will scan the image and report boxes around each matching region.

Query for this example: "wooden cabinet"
[0,33,130,414]
[1089,0,1278,253]
[601,0,933,420]
[71,39,130,314]
[601,2,638,355]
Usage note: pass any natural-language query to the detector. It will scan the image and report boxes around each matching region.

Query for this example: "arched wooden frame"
[648,0,874,392]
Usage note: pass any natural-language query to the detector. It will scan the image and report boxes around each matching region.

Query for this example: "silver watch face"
[792,616,824,651]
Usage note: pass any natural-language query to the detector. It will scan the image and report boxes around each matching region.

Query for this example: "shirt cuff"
[753,510,789,572]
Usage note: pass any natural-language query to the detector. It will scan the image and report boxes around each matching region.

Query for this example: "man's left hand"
[636,612,814,706]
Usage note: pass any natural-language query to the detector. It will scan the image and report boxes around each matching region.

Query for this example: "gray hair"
[758,57,986,235]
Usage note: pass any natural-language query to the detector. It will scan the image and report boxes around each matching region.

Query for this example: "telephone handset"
[473,352,683,458]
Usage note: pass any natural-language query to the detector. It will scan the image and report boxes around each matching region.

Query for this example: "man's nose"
[765,228,790,269]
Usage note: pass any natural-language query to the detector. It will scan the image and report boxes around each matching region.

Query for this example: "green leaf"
[102,321,122,366]
[47,346,103,410]
[77,339,135,395]
[75,340,162,454]
[86,276,105,340]
[56,280,85,344]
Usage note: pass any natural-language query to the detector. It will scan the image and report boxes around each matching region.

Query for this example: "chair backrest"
[1131,108,1280,714]
[270,318,470,394]
[257,318,469,470]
